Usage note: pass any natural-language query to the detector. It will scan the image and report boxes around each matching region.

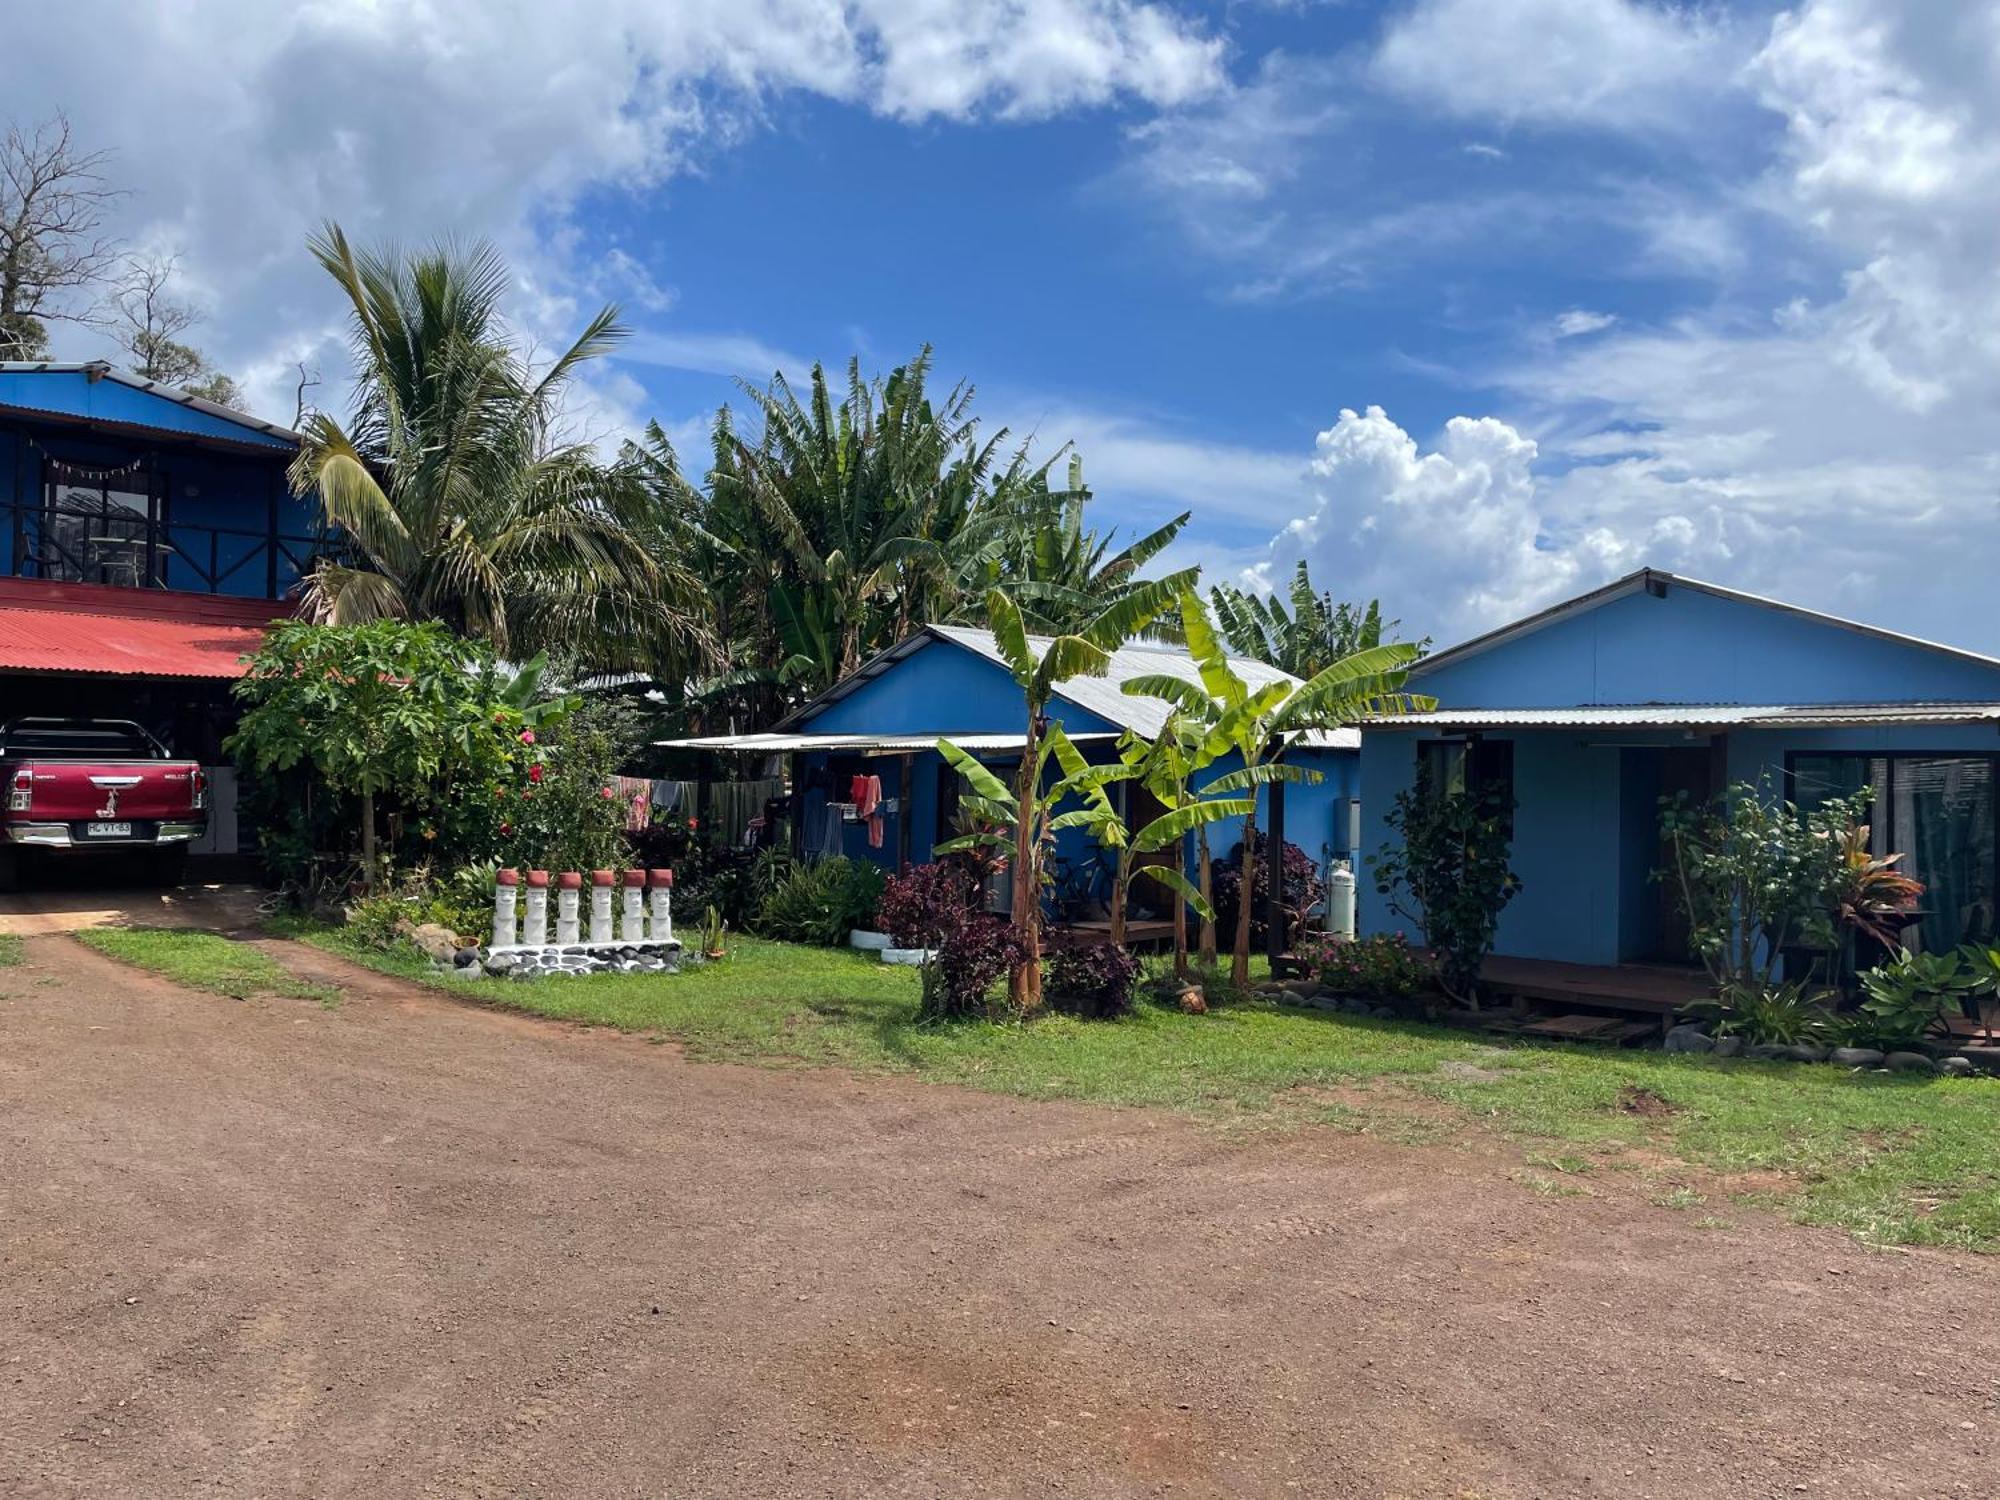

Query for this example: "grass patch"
[79,927,340,1007]
[0,933,21,967]
[275,918,2000,1252]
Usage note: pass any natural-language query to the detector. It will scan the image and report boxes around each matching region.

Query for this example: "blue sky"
[10,0,1999,647]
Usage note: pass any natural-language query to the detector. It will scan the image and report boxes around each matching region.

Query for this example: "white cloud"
[0,0,1224,420]
[1372,0,1746,134]
[1552,308,1616,337]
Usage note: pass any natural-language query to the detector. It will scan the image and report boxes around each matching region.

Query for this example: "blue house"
[669,624,1361,928]
[1358,569,2000,975]
[0,361,319,856]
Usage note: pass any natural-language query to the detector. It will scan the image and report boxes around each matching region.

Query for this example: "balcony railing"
[3,501,327,600]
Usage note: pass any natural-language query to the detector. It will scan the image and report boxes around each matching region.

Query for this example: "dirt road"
[1,927,1993,1498]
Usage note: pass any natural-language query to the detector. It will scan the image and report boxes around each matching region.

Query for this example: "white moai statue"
[648,867,674,944]
[589,869,616,945]
[555,872,583,945]
[621,869,646,941]
[492,868,520,949]
[522,871,550,947]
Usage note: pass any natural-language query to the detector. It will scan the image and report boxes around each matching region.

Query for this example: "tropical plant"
[1658,782,1875,990]
[1125,590,1429,987]
[1296,931,1434,1002]
[879,862,983,950]
[939,578,1190,1011]
[700,903,728,959]
[1831,823,1924,950]
[1857,947,1982,1046]
[491,694,644,878]
[929,914,1030,1022]
[1212,831,1325,959]
[1209,561,1421,678]
[1692,980,1839,1046]
[291,223,711,676]
[227,620,537,891]
[754,857,886,947]
[1044,942,1142,1019]
[1093,725,1250,957]
[1371,780,1520,1004]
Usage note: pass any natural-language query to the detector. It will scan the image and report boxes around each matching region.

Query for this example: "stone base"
[475,939,685,979]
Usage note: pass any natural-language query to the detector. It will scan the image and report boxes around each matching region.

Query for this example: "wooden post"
[1266,762,1287,969]
[896,753,913,873]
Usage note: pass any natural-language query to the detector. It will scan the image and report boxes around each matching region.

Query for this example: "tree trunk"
[1110,850,1128,948]
[360,785,378,894]
[1009,719,1042,1011]
[1196,825,1215,966]
[1232,811,1258,989]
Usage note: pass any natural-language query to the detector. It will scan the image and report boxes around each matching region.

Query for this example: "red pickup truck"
[0,718,208,890]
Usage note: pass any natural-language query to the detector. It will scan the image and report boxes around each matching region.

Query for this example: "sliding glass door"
[1793,754,1997,953]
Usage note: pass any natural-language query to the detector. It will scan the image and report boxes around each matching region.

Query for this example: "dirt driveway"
[2,922,1995,1499]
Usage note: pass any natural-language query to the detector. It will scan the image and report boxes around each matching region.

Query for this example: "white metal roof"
[1413,567,2000,678]
[1362,702,2000,731]
[655,730,1119,754]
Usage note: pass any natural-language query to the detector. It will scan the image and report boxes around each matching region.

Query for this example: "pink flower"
[686,816,698,830]
[519,729,536,746]
[599,786,615,799]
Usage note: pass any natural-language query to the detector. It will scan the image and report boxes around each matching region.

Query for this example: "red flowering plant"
[1295,931,1435,1002]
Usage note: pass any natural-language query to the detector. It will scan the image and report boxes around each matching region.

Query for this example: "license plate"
[87,821,133,838]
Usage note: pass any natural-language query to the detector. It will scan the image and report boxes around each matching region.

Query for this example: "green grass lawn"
[0,933,21,967]
[79,927,340,1007]
[273,919,2000,1252]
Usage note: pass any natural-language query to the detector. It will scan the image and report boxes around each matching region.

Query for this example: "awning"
[1361,702,2000,731]
[0,579,287,679]
[656,731,1120,754]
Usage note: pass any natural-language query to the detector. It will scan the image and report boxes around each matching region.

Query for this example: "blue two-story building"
[0,361,320,856]
[1359,569,2000,976]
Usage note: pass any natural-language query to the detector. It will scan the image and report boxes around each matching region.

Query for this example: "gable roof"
[0,360,299,452]
[786,622,1360,750]
[1413,567,2000,679]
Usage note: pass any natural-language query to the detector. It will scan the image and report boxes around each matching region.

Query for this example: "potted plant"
[701,903,727,961]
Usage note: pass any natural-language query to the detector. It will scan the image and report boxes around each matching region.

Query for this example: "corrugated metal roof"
[923,625,1360,749]
[0,360,300,447]
[1362,702,2000,730]
[0,587,281,678]
[656,731,1119,754]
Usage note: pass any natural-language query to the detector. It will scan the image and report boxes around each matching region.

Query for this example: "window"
[1418,738,1514,832]
[43,460,161,586]
[1792,753,1997,954]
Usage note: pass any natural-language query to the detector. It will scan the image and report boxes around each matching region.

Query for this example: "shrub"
[755,857,886,947]
[1212,832,1324,955]
[879,862,982,949]
[1371,781,1520,1004]
[1855,947,1983,1047]
[342,870,487,950]
[489,696,645,877]
[1044,943,1142,1019]
[928,915,1030,1022]
[1297,931,1434,1001]
[1693,980,1838,1045]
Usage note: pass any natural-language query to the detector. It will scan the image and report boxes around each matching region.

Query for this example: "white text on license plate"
[87,821,132,838]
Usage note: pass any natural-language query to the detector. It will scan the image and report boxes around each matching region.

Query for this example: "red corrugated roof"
[0,578,292,679]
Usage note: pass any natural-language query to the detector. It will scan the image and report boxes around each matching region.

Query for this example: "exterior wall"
[1,413,310,599]
[1414,585,2000,707]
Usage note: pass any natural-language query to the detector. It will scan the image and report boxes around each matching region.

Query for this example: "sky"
[6,0,1998,652]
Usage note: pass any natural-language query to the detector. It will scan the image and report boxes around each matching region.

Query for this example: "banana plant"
[1103,725,1252,968]
[943,576,1190,1011]
[1125,591,1432,988]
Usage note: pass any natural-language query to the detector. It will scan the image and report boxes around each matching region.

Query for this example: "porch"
[1478,955,1713,1035]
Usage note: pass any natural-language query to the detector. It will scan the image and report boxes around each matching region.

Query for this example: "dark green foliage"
[1372,781,1520,1003]
[491,696,644,877]
[754,857,886,947]
[1208,560,1424,677]
[1692,980,1838,1045]
[1297,931,1434,1000]
[1856,947,1985,1046]
[1044,943,1142,1019]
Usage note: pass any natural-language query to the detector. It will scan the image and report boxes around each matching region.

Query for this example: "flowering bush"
[1296,931,1435,1001]
[489,697,643,876]
[1044,942,1142,1019]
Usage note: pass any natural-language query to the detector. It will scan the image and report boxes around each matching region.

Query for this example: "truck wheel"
[149,846,189,889]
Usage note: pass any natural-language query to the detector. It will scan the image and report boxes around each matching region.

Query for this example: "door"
[1620,745,1713,963]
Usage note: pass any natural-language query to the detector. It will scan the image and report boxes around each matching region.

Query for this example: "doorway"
[1619,745,1714,964]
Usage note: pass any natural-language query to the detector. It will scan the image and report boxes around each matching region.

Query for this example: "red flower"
[527,764,544,784]
[686,816,699,830]
[599,785,615,799]
[499,822,513,836]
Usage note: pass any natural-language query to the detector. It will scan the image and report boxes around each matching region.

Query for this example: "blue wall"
[0,369,292,450]
[1361,582,2000,965]
[793,635,1362,897]
[0,405,309,599]
[1414,584,2000,707]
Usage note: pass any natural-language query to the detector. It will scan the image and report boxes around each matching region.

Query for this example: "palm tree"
[291,224,710,675]
[1126,592,1430,987]
[1210,561,1419,679]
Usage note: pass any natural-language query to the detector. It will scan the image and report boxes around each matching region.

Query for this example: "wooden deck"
[1052,918,1176,951]
[1480,955,1712,1026]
